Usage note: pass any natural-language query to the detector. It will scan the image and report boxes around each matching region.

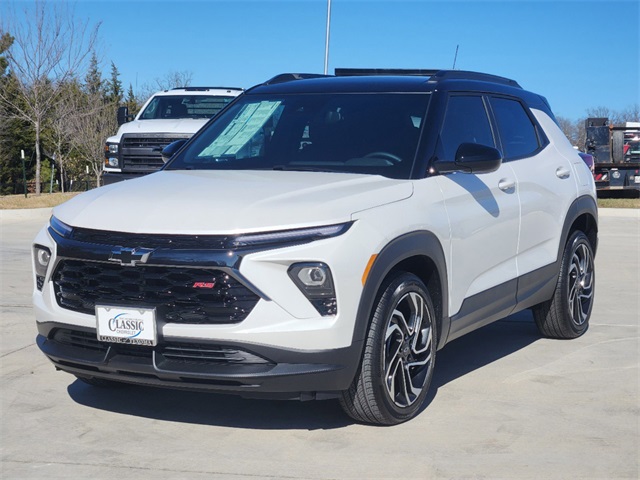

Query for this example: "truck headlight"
[106,157,119,167]
[288,263,337,316]
[33,244,51,290]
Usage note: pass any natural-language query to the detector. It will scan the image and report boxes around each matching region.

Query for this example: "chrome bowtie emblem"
[108,247,154,266]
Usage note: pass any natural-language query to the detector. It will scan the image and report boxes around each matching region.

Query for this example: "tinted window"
[167,93,430,179]
[440,96,495,161]
[491,97,539,159]
[140,95,235,120]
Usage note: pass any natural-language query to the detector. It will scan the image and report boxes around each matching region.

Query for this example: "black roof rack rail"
[335,68,439,77]
[263,73,331,85]
[428,70,521,88]
[333,68,521,88]
[170,86,244,91]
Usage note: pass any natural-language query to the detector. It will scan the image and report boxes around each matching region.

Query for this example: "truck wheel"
[533,231,595,339]
[340,272,436,425]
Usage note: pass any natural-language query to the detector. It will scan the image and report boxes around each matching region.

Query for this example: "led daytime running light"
[232,223,350,247]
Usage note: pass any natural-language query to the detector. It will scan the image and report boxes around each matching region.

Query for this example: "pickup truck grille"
[121,134,190,171]
[52,260,259,324]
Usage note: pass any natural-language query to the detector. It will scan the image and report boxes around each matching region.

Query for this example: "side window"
[440,95,495,161]
[491,97,540,159]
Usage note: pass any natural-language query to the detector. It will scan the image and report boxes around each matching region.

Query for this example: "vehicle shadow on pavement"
[66,311,540,429]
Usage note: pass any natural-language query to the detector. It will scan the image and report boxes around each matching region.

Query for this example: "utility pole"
[21,149,27,198]
[324,0,332,75]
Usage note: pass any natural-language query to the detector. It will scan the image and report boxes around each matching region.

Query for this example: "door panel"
[437,165,519,317]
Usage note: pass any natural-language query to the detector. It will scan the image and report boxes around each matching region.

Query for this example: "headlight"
[231,223,351,248]
[49,216,73,238]
[106,157,119,167]
[105,143,118,155]
[288,262,337,316]
[33,244,51,290]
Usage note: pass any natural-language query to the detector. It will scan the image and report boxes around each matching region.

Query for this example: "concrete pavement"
[1,208,638,479]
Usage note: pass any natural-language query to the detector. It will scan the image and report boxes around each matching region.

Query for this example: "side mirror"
[161,139,188,164]
[117,106,129,126]
[436,143,502,174]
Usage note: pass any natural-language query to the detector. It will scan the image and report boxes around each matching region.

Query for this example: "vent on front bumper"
[51,329,272,365]
[52,260,259,324]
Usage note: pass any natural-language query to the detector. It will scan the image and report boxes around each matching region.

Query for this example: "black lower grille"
[52,260,259,324]
[51,329,271,365]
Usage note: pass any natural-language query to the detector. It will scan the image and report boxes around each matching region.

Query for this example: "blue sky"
[12,1,640,120]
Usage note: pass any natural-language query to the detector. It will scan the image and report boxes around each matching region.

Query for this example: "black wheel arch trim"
[561,195,598,257]
[352,230,450,351]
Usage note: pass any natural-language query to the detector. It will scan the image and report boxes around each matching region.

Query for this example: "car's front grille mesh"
[52,260,259,324]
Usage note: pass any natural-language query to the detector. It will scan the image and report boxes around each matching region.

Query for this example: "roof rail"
[428,70,521,88]
[333,68,521,88]
[335,68,439,77]
[262,73,331,85]
[170,86,244,91]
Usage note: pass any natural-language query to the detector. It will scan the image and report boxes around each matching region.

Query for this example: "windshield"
[166,92,430,179]
[139,95,235,120]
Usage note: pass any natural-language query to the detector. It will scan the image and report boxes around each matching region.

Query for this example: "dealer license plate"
[96,305,157,346]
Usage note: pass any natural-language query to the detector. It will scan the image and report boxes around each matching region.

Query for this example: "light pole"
[324,0,332,75]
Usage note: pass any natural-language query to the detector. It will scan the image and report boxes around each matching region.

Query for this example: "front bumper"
[37,321,362,399]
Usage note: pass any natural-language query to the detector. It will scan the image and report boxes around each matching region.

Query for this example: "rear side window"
[440,96,495,161]
[490,97,540,159]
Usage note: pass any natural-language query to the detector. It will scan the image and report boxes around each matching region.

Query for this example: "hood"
[53,170,414,234]
[107,118,209,142]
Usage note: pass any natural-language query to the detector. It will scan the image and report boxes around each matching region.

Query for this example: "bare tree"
[556,115,579,146]
[137,69,194,102]
[66,93,117,188]
[45,81,80,192]
[0,0,100,194]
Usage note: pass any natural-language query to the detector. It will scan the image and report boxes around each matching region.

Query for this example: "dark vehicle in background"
[585,117,640,196]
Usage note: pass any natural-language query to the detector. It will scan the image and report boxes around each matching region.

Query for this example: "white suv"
[33,70,598,425]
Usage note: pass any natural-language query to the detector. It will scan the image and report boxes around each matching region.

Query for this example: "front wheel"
[533,231,595,339]
[340,272,437,425]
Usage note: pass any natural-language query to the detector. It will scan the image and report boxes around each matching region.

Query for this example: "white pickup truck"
[103,86,243,184]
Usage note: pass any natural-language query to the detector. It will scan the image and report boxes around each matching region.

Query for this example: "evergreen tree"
[107,61,123,105]
[125,83,139,117]
[85,51,103,97]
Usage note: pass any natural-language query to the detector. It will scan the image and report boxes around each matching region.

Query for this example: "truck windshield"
[166,92,430,179]
[139,95,235,120]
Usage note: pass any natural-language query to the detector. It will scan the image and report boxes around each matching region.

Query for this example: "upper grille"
[52,260,259,324]
[71,228,231,250]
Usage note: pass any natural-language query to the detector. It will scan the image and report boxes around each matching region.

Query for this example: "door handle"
[498,178,516,192]
[556,166,571,179]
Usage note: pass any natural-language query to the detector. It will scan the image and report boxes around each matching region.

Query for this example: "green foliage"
[125,83,139,117]
[0,32,14,76]
[84,51,104,97]
[107,61,123,105]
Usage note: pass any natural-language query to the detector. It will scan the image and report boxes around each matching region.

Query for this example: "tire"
[340,272,437,425]
[75,375,125,388]
[533,231,595,339]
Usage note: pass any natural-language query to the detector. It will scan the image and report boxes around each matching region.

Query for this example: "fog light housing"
[33,244,51,290]
[288,263,337,316]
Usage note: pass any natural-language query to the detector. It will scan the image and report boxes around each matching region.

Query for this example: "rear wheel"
[340,272,436,425]
[533,231,595,339]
